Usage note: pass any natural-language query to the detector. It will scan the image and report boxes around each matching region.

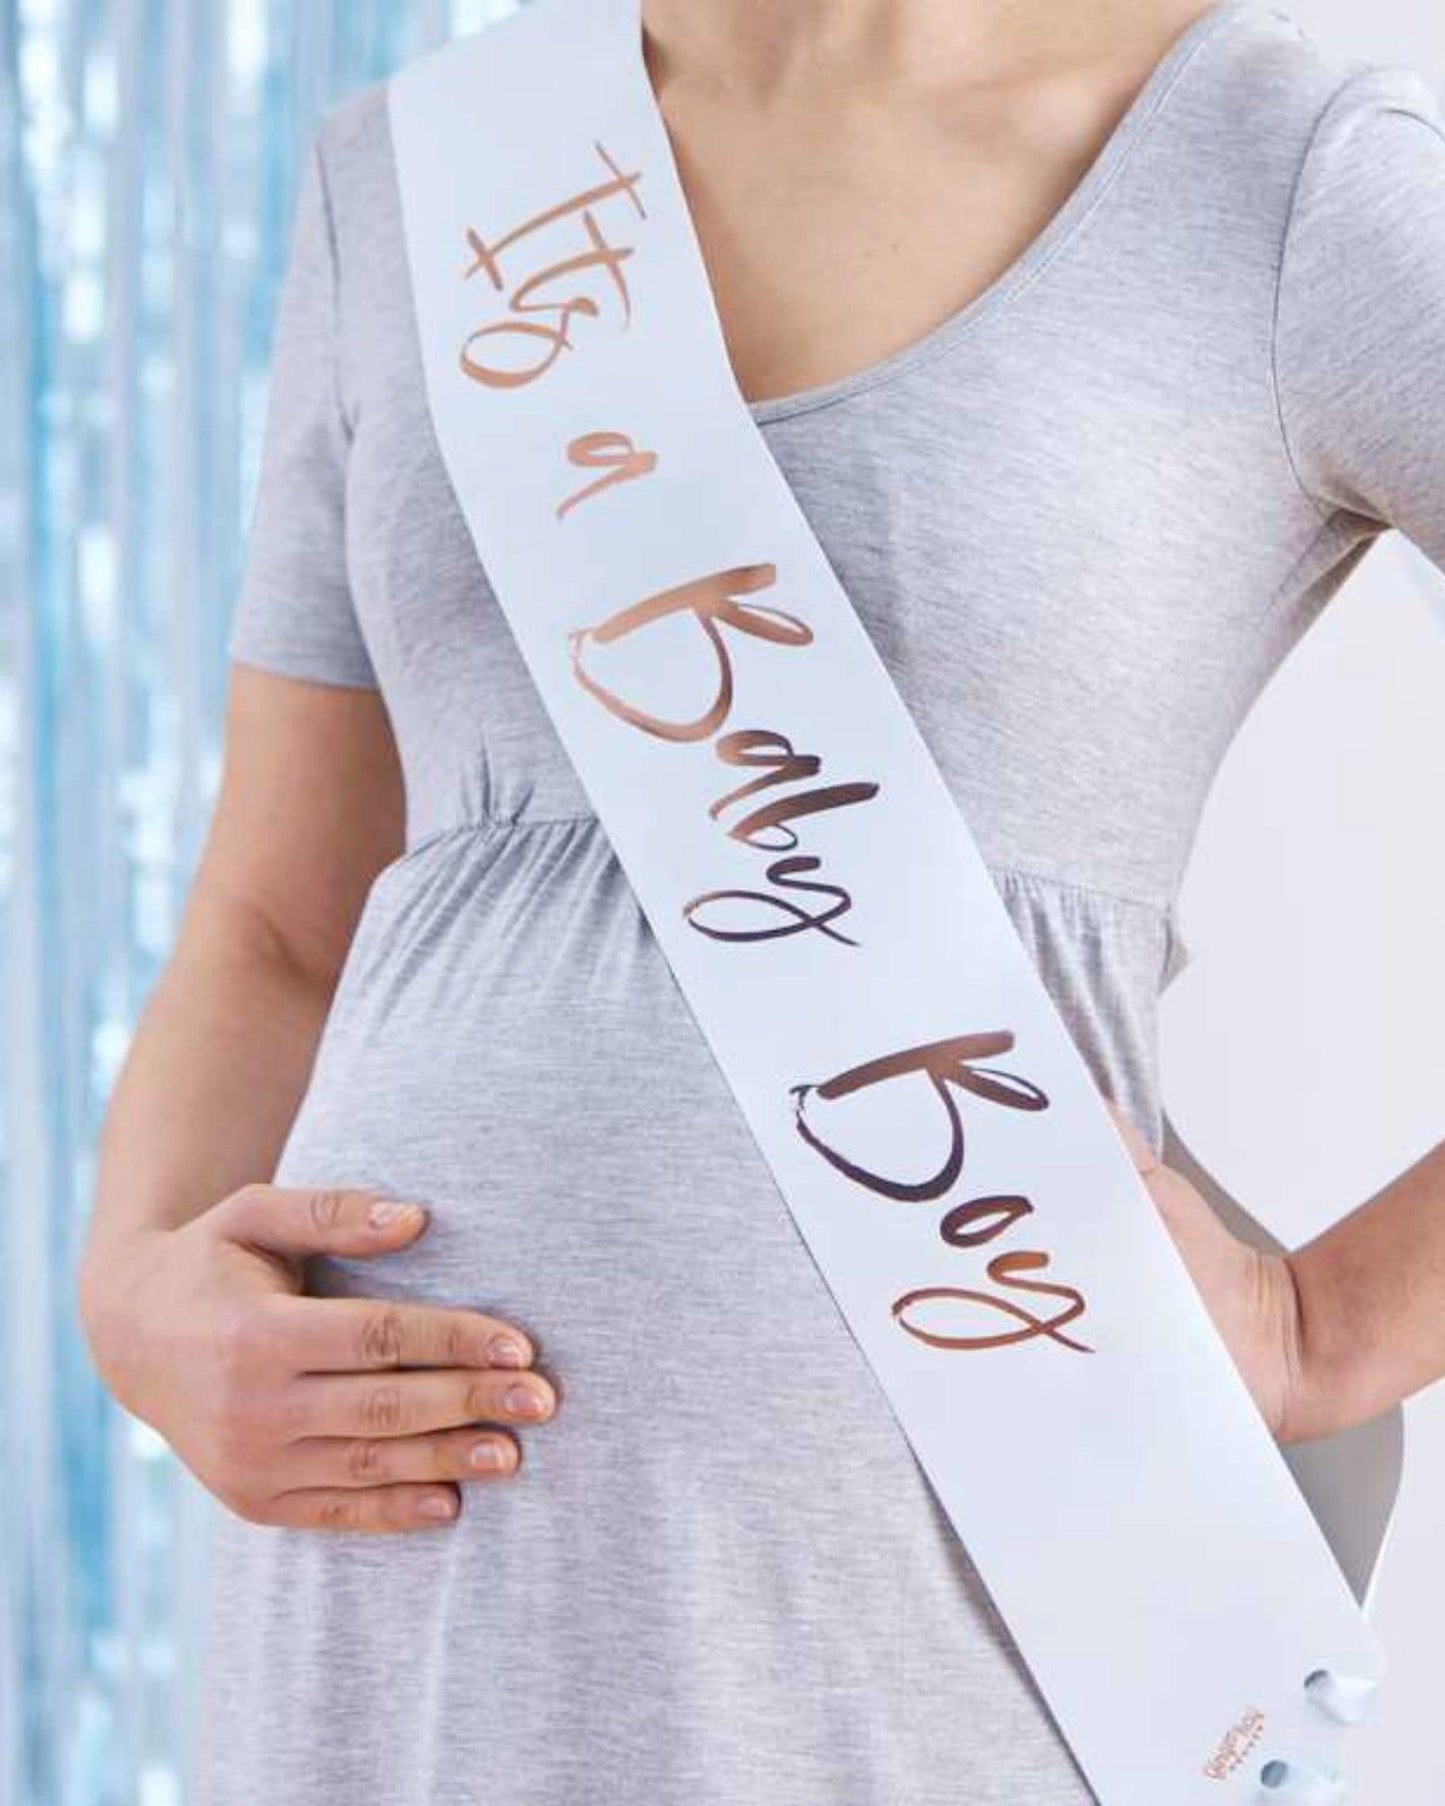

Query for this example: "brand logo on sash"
[1204,1707,1267,1781]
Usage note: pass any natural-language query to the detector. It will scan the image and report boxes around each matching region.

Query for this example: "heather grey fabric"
[194,2,1445,1800]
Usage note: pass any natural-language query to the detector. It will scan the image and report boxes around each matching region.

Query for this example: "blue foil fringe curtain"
[0,4,518,1802]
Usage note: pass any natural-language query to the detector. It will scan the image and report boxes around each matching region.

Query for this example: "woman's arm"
[1106,1101,1445,1444]
[1114,69,1445,1444]
[79,666,404,1266]
[78,666,560,1534]
[1284,1137,1445,1441]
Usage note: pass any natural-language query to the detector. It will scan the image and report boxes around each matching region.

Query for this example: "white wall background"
[1160,6,1445,1801]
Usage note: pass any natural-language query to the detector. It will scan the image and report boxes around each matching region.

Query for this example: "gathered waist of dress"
[366,810,1192,1012]
[313,809,1182,1162]
[390,812,1186,931]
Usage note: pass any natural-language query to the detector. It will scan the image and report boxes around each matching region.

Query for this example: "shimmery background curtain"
[0,6,517,1802]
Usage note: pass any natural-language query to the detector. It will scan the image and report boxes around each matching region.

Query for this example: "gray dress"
[194,3,1445,1800]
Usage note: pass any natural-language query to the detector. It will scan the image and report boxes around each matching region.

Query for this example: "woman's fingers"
[263,1291,535,1375]
[283,1362,558,1442]
[84,1184,565,1537]
[210,1182,434,1262]
[261,1482,467,1534]
[283,1425,523,1490]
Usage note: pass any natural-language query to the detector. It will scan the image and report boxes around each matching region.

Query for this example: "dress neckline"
[709,0,1263,426]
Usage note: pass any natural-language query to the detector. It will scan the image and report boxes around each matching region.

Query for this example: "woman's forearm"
[1286,1131,1445,1441]
[79,893,335,1299]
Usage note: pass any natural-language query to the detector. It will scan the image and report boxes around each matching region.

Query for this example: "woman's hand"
[78,1185,558,1532]
[1103,1100,1309,1443]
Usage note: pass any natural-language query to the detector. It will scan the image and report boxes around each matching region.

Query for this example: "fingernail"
[506,1383,548,1418]
[369,1199,421,1228]
[470,1440,506,1471]
[488,1335,528,1368]
[418,1491,457,1519]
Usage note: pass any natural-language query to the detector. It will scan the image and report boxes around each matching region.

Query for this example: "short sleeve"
[227,127,379,688]
[1274,65,1445,572]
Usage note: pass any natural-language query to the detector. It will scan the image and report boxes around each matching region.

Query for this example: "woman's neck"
[640,0,1225,101]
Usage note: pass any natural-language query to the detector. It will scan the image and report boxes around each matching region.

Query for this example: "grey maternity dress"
[194,1,1445,1800]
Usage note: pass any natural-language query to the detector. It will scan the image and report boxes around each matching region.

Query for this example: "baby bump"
[207,817,1094,1801]
[266,822,942,1691]
[275,817,907,1474]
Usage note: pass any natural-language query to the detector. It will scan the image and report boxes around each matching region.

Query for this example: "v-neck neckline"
[638,0,1262,426]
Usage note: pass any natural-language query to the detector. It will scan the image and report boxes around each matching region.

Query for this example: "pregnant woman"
[79,0,1445,1800]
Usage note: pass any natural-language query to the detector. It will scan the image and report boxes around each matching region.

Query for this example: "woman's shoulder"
[313,76,393,195]
[1266,32,1445,550]
[1235,7,1445,296]
[1175,3,1441,182]
[304,79,410,317]
[1283,51,1445,198]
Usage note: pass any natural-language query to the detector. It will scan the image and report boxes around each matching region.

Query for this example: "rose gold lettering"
[940,1193,1032,1247]
[790,1032,1046,1202]
[706,730,879,852]
[568,563,809,742]
[460,142,645,389]
[792,1036,1087,1354]
[708,729,818,818]
[556,431,658,519]
[682,855,858,945]
[722,781,880,854]
[462,142,644,289]
[891,1256,1093,1352]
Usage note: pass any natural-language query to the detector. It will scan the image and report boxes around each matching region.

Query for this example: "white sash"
[386,3,1385,1798]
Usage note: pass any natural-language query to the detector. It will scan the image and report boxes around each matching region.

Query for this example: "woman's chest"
[653,75,1116,410]
[338,195,1315,894]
